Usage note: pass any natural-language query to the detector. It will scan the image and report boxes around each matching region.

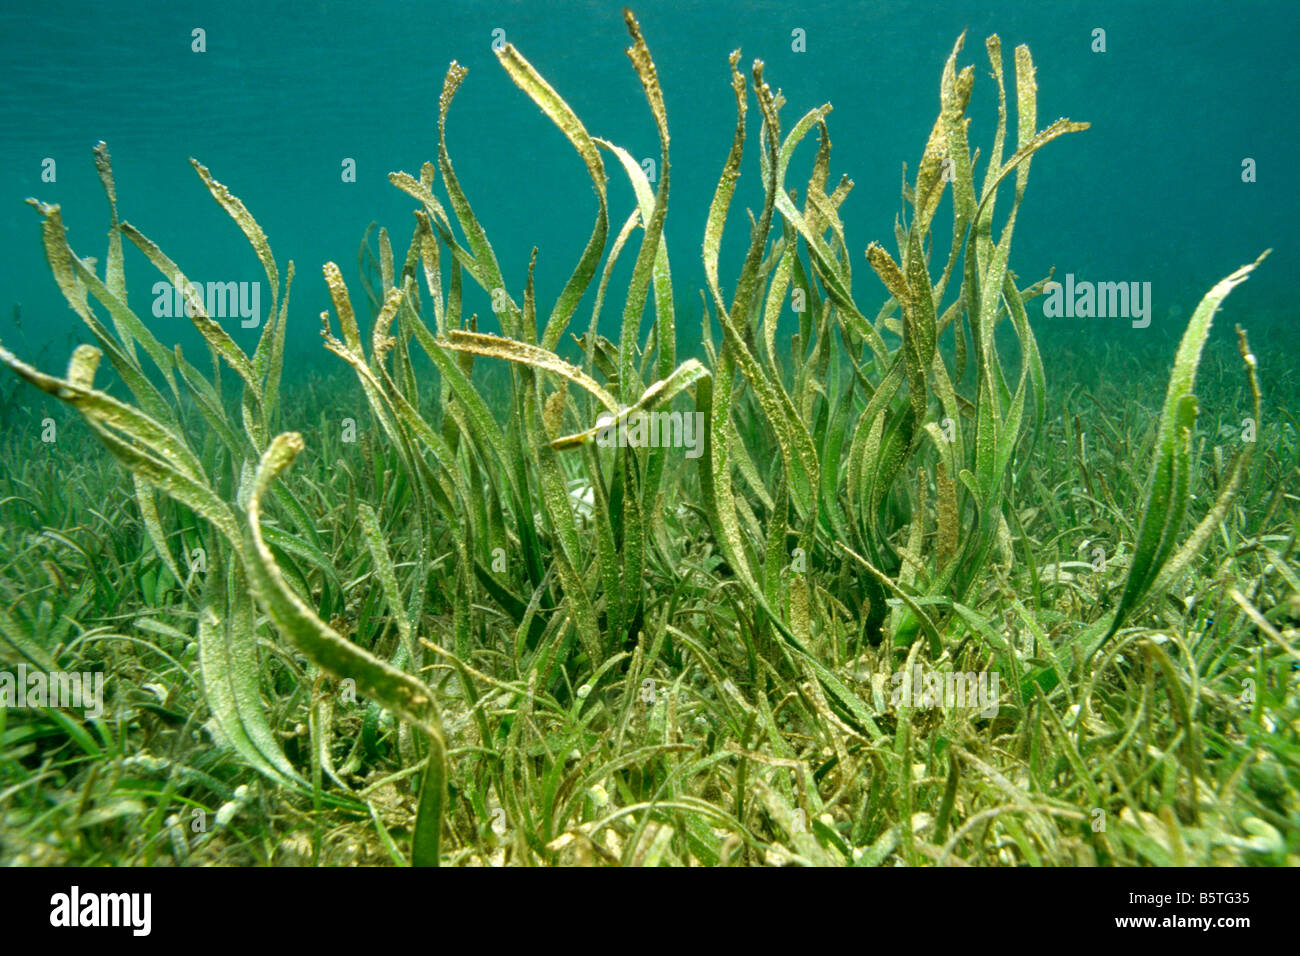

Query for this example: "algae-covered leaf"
[613,9,672,402]
[439,329,620,414]
[198,557,305,790]
[190,159,279,306]
[358,502,415,665]
[1098,253,1269,652]
[549,359,709,450]
[243,433,448,864]
[437,61,521,338]
[120,221,267,440]
[496,41,609,352]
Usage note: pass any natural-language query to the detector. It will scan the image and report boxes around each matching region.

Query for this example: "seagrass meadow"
[1,8,1298,868]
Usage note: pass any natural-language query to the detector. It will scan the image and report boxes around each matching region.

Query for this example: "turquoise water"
[1,0,1295,376]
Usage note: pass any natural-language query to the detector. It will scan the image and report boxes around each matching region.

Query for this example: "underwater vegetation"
[1,10,1296,866]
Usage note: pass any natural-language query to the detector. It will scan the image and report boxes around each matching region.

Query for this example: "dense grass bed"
[1,13,1296,866]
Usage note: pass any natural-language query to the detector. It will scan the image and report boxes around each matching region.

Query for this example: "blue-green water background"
[1,0,1295,384]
